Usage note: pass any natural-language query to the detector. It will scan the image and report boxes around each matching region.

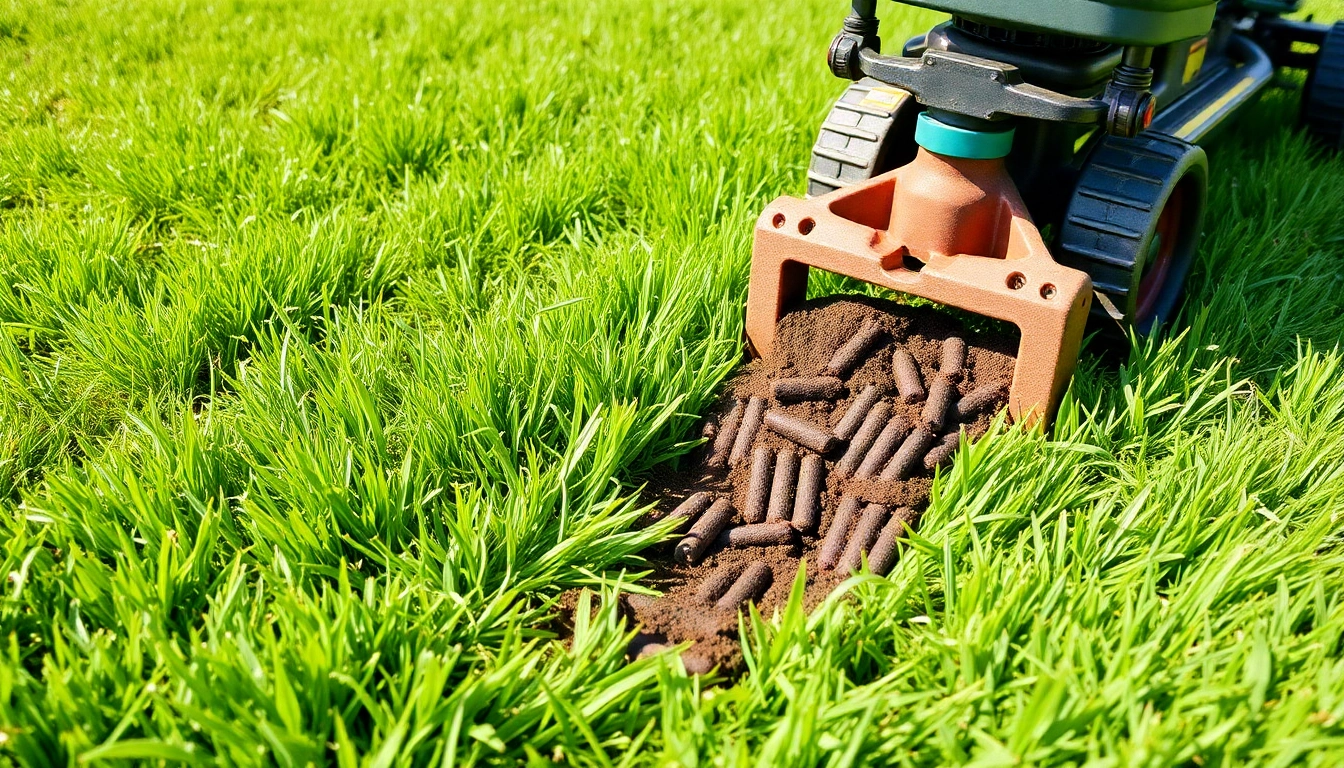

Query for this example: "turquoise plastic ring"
[914,113,1015,159]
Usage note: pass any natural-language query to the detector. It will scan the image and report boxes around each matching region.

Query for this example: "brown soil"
[624,295,1017,675]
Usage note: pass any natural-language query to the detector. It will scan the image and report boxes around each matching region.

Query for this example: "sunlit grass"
[1,0,1343,763]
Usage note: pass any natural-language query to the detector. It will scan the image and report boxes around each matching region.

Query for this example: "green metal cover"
[897,0,1217,46]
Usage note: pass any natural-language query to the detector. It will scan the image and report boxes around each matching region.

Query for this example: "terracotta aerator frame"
[746,148,1093,425]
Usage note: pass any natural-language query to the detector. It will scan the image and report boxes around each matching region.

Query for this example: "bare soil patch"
[624,295,1017,674]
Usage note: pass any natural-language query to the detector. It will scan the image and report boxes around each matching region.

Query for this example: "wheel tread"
[811,145,876,167]
[834,101,901,119]
[1064,214,1146,240]
[819,121,882,143]
[1055,133,1207,331]
[807,79,915,198]
[1075,185,1158,212]
[1304,22,1344,145]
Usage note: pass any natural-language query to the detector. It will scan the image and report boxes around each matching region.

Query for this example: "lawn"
[2,0,1344,764]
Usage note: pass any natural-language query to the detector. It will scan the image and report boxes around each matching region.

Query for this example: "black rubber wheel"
[1303,21,1344,148]
[1056,132,1208,335]
[806,78,918,198]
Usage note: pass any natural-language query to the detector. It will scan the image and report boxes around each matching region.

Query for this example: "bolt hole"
[1006,272,1026,290]
[772,213,786,229]
[798,218,815,235]
[1040,283,1056,300]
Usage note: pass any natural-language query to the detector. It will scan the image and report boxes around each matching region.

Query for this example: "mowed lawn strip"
[1,0,1343,764]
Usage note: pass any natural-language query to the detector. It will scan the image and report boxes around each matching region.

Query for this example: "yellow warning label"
[860,86,908,111]
[1072,127,1098,154]
[1176,75,1255,139]
[1183,38,1207,84]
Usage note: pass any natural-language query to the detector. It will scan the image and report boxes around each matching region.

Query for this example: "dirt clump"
[625,296,1016,675]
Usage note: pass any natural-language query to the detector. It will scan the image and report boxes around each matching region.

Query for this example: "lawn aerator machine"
[747,0,1344,424]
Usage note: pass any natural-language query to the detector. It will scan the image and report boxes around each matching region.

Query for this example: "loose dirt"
[625,295,1017,674]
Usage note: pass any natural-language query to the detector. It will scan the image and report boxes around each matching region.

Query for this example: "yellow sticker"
[860,86,908,111]
[1176,75,1255,139]
[1073,126,1098,154]
[1183,37,1207,84]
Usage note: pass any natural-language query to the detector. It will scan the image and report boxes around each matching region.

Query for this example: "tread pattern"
[1057,132,1207,326]
[1304,21,1344,148]
[807,79,915,198]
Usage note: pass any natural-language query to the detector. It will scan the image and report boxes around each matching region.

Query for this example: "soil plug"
[792,454,825,532]
[764,411,840,454]
[956,384,1006,420]
[832,384,881,440]
[867,507,918,576]
[708,399,745,468]
[680,650,715,676]
[629,633,669,660]
[824,319,884,377]
[674,498,735,566]
[835,401,893,476]
[922,378,956,432]
[716,522,795,548]
[744,446,774,523]
[766,450,800,522]
[855,415,914,479]
[819,495,862,570]
[667,492,713,529]
[923,431,961,470]
[880,428,937,481]
[715,561,773,610]
[940,337,967,379]
[773,376,845,403]
[635,642,669,660]
[695,563,745,604]
[623,593,656,613]
[892,349,926,403]
[729,396,766,465]
[838,503,889,573]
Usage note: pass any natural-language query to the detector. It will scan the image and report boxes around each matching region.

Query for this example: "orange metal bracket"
[746,148,1092,425]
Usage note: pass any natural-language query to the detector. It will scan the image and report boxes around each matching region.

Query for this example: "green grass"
[2,0,1344,763]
